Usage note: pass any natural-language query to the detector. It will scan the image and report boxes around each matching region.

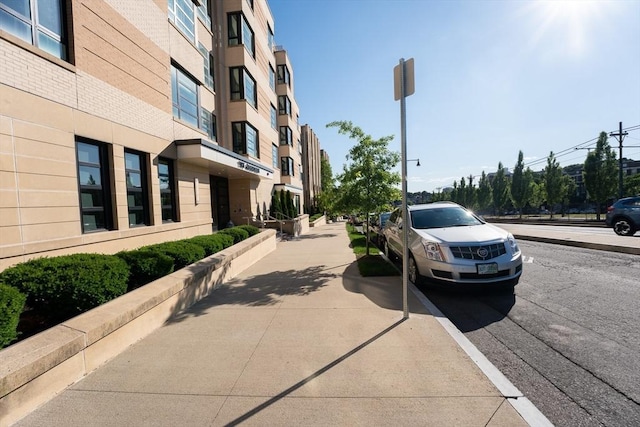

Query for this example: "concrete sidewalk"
[13,222,547,426]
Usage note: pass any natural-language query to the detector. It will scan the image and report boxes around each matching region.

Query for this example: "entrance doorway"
[210,176,230,230]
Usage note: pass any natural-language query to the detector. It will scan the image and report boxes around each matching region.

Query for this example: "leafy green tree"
[543,151,570,218]
[270,191,282,219]
[624,173,640,196]
[318,156,336,217]
[327,121,400,255]
[583,132,618,219]
[466,175,477,210]
[477,171,492,213]
[510,151,533,218]
[491,162,509,215]
[458,178,467,207]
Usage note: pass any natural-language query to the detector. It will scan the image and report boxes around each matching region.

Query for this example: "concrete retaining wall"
[0,230,277,426]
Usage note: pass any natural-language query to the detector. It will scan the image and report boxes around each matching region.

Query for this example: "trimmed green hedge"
[116,250,174,291]
[0,284,26,349]
[0,254,129,321]
[188,234,225,257]
[219,227,249,244]
[142,241,206,270]
[236,224,260,237]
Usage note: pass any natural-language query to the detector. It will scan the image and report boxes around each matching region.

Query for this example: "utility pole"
[609,122,628,200]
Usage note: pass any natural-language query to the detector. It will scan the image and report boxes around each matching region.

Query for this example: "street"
[419,240,640,427]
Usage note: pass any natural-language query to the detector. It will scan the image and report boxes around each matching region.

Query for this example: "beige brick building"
[0,0,304,270]
[301,124,321,213]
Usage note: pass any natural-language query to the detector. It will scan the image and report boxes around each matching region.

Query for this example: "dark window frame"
[279,126,292,146]
[277,64,290,86]
[171,64,200,128]
[124,149,150,227]
[278,95,291,116]
[232,121,259,159]
[158,157,178,223]
[281,156,294,176]
[76,138,113,233]
[0,0,68,60]
[227,12,254,57]
[229,66,257,108]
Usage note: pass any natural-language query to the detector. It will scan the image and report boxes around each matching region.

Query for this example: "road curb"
[512,234,640,255]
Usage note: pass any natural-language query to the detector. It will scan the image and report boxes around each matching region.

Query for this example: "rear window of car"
[410,207,483,229]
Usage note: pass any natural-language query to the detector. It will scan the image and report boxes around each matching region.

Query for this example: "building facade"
[0,0,304,270]
[301,124,321,213]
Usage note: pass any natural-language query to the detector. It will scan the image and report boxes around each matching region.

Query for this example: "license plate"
[477,263,498,275]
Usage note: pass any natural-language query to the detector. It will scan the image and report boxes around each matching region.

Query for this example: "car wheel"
[408,255,425,285]
[612,218,636,236]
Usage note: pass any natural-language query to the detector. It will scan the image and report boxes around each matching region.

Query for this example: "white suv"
[382,202,523,289]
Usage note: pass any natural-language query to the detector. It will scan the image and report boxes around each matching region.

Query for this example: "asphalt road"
[419,240,640,427]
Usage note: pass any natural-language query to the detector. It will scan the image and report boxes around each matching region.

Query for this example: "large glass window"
[201,109,217,141]
[270,104,277,130]
[227,12,254,57]
[272,144,278,169]
[281,157,294,176]
[125,150,150,227]
[232,121,259,158]
[279,126,292,146]
[0,0,67,60]
[196,0,211,28]
[278,95,291,116]
[269,64,275,91]
[229,67,256,108]
[198,43,215,91]
[168,0,195,42]
[158,158,177,223]
[268,24,274,51]
[277,64,290,86]
[171,65,199,127]
[76,139,113,233]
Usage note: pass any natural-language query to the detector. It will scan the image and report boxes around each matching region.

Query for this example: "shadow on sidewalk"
[342,262,430,315]
[166,265,338,324]
[223,318,407,426]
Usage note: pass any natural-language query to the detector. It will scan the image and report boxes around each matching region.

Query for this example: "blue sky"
[268,0,640,192]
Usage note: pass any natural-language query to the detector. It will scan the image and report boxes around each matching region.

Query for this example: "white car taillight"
[422,240,444,261]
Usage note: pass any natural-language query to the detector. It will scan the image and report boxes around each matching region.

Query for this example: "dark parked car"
[606,196,640,236]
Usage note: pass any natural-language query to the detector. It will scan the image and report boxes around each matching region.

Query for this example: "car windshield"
[410,206,483,229]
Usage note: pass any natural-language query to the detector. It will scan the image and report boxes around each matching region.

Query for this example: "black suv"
[605,196,640,236]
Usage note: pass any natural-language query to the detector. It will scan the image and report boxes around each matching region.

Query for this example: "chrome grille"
[450,243,506,260]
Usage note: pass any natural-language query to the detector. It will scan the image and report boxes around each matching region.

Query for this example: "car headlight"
[422,240,444,261]
[507,233,520,254]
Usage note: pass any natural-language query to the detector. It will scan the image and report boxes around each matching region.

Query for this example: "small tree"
[491,162,510,215]
[477,171,492,213]
[511,151,533,219]
[327,121,400,256]
[543,151,569,218]
[583,131,618,219]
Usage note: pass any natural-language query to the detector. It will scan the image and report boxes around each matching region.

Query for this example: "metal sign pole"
[399,59,409,319]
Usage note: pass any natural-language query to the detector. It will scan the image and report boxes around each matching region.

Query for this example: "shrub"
[188,235,225,257]
[0,254,129,321]
[219,227,249,244]
[143,241,206,270]
[0,284,26,349]
[116,250,174,291]
[236,224,260,237]
[215,233,235,249]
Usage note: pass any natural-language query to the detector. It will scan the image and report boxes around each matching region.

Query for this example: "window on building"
[200,108,217,141]
[168,0,195,42]
[278,95,291,116]
[279,126,292,146]
[0,0,67,60]
[196,0,211,28]
[298,139,302,154]
[270,104,277,130]
[272,144,278,169]
[76,139,113,233]
[281,156,294,176]
[269,64,275,91]
[124,150,150,227]
[232,121,259,158]
[228,12,254,57]
[230,67,256,108]
[245,0,254,9]
[171,65,199,127]
[198,43,215,91]
[277,64,290,86]
[158,158,177,223]
[268,24,274,51]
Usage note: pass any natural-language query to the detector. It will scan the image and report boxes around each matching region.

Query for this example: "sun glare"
[527,0,607,57]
